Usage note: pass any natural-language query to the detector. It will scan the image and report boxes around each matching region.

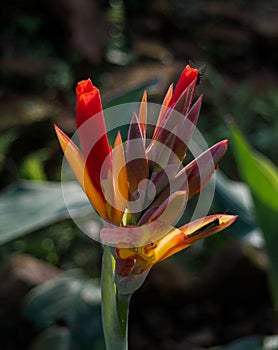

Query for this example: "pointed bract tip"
[54,123,59,132]
[131,111,139,123]
[214,139,229,152]
[54,124,66,139]
[142,90,147,102]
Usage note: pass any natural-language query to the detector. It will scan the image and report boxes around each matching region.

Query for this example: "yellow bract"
[116,214,237,272]
[54,125,108,219]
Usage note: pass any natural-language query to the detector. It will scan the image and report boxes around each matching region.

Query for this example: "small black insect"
[197,64,207,85]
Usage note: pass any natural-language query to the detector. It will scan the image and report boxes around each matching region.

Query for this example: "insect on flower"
[55,65,237,278]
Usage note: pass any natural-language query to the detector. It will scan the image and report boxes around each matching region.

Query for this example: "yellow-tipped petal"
[154,214,238,262]
[138,90,147,141]
[153,83,173,137]
[148,190,187,225]
[109,131,128,225]
[54,124,107,219]
[100,165,115,221]
[113,131,129,203]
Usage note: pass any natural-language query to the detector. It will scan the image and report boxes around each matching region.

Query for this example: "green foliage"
[199,66,278,177]
[0,130,17,173]
[0,219,101,274]
[210,335,262,350]
[210,334,278,350]
[103,78,158,110]
[231,125,278,210]
[24,272,105,350]
[231,124,278,307]
[215,171,257,238]
[0,180,91,244]
[21,151,47,180]
[30,327,71,350]
[104,77,158,144]
[0,130,17,155]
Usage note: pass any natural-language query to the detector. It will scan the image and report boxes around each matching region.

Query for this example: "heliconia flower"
[55,65,237,280]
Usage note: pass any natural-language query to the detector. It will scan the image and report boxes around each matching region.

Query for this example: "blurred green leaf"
[0,130,17,155]
[0,181,91,244]
[231,124,278,307]
[210,334,278,350]
[30,326,70,350]
[103,78,158,144]
[231,124,278,211]
[263,335,278,350]
[210,335,262,350]
[24,272,101,327]
[103,78,158,110]
[215,171,257,238]
[0,130,17,173]
[24,272,104,350]
[21,151,47,180]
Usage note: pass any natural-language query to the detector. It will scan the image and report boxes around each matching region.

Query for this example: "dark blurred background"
[0,0,277,349]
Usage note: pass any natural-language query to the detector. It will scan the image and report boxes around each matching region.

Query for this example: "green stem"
[101,245,131,350]
[116,292,131,349]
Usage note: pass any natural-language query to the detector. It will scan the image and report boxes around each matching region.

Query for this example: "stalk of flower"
[55,65,237,350]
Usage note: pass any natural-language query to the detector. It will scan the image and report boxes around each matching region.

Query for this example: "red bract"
[76,79,112,195]
[169,65,199,107]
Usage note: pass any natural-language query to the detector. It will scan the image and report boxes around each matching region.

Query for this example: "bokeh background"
[0,1,277,349]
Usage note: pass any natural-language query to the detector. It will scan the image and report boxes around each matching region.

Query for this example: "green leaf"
[103,78,158,109]
[0,181,91,244]
[215,171,257,238]
[0,130,17,155]
[231,124,278,211]
[210,335,262,350]
[103,78,158,145]
[24,272,104,350]
[231,124,278,307]
[30,326,70,350]
[0,130,17,173]
[262,335,278,350]
[210,334,278,350]
[24,272,101,327]
[21,151,47,181]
